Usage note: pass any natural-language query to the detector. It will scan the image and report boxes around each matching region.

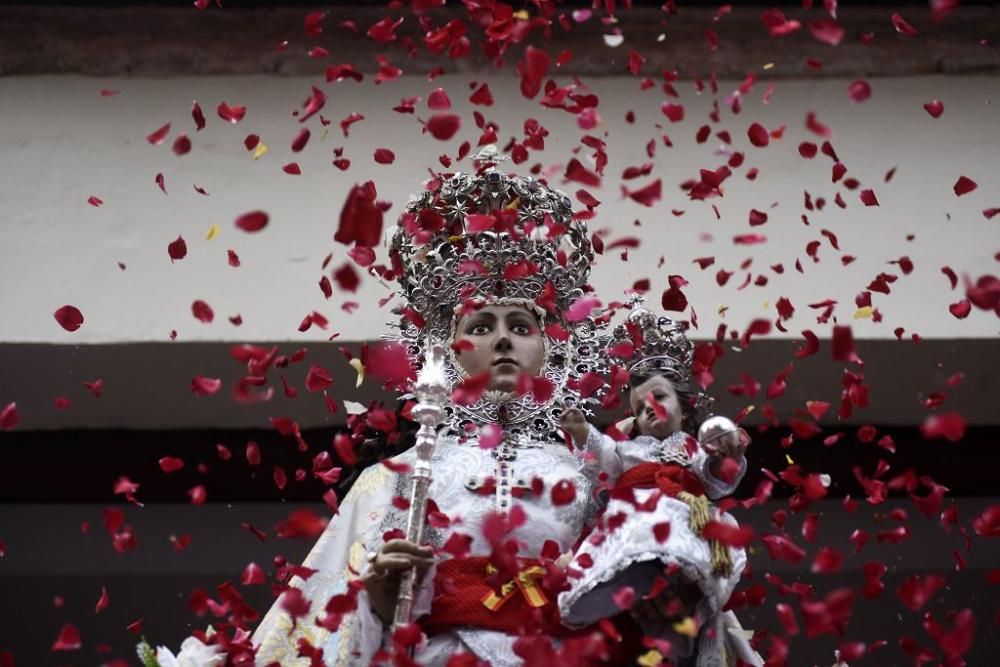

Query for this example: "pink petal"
[235,210,269,232]
[54,305,84,332]
[564,296,601,322]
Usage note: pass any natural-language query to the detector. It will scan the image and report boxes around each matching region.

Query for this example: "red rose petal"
[469,83,493,106]
[282,162,301,175]
[190,376,221,396]
[808,19,844,46]
[747,122,770,147]
[848,80,871,103]
[95,586,109,613]
[891,12,919,36]
[920,412,966,442]
[87,195,103,207]
[923,100,944,118]
[623,179,662,207]
[452,371,491,406]
[661,102,684,123]
[159,456,185,473]
[550,479,577,506]
[373,148,395,164]
[520,45,551,99]
[365,342,415,386]
[191,101,206,130]
[612,585,635,610]
[425,113,461,140]
[146,123,170,145]
[749,209,768,226]
[241,562,266,586]
[51,624,81,651]
[0,402,19,430]
[335,182,383,247]
[427,88,451,110]
[948,299,971,319]
[217,101,247,124]
[54,305,84,332]
[235,210,269,232]
[167,235,187,262]
[860,189,879,206]
[171,133,192,156]
[191,300,214,323]
[305,365,333,392]
[291,128,311,152]
[953,176,978,197]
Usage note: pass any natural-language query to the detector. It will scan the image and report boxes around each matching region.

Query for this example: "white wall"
[1,73,998,345]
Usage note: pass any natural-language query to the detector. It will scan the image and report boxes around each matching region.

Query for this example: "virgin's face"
[454,304,545,392]
[629,375,683,439]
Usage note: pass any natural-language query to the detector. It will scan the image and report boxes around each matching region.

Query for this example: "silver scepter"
[392,338,449,629]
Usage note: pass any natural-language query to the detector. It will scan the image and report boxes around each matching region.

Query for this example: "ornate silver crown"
[387,146,603,441]
[606,299,694,384]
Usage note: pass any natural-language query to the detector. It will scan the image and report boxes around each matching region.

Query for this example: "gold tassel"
[678,491,732,578]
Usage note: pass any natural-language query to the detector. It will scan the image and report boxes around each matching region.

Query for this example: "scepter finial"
[470,144,509,168]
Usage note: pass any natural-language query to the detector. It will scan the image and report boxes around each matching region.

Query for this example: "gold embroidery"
[255,464,396,665]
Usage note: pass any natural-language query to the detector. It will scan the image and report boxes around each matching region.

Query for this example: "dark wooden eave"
[1,4,998,78]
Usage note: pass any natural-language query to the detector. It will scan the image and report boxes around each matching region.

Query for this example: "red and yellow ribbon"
[481,564,549,610]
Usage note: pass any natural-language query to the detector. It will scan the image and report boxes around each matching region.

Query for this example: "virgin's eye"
[467,322,491,335]
[511,322,534,335]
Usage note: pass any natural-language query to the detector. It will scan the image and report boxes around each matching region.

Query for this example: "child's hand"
[560,407,590,447]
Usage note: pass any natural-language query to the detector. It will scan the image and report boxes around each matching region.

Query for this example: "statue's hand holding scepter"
[361,338,450,627]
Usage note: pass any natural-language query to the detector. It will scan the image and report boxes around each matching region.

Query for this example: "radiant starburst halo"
[387,146,604,441]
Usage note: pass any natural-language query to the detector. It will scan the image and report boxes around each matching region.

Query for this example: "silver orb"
[698,415,743,451]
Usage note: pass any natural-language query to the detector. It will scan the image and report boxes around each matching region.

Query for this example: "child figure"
[558,306,756,666]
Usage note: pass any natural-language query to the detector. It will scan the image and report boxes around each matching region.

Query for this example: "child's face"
[629,375,683,439]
